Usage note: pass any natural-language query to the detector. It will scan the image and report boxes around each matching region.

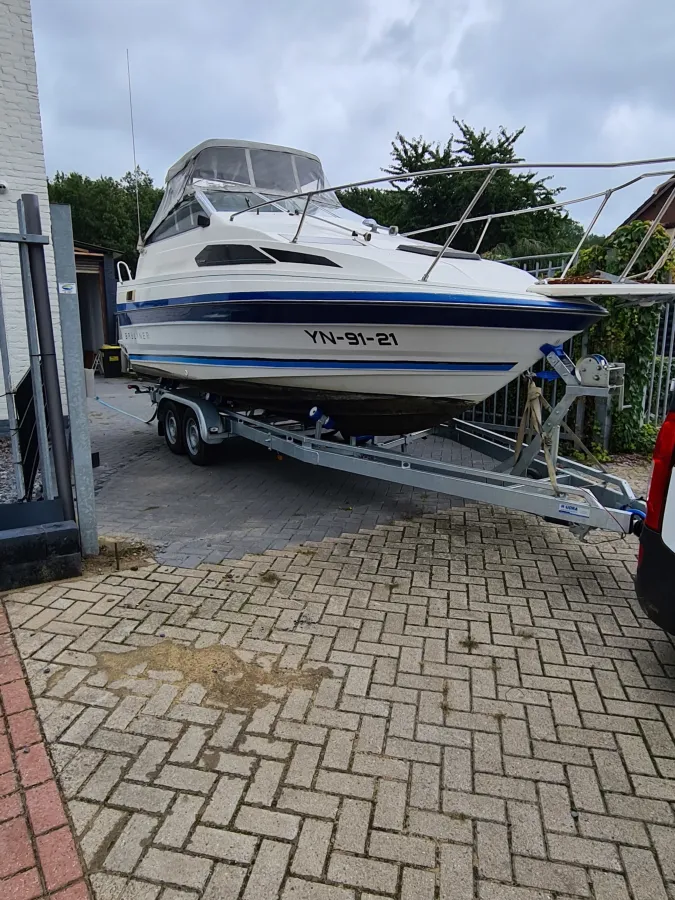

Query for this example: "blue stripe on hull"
[118,297,603,331]
[128,354,516,373]
[117,288,597,313]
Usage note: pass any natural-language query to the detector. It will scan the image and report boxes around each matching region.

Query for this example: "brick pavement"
[0,605,91,900]
[3,506,675,899]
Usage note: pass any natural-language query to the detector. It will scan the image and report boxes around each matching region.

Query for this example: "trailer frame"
[131,347,646,539]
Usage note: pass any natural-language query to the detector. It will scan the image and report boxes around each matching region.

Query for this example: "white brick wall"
[0,0,60,422]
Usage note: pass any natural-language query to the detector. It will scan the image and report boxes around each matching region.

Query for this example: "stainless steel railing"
[228,155,675,282]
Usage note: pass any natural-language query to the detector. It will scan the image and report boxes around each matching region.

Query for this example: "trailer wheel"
[183,409,215,466]
[162,401,186,455]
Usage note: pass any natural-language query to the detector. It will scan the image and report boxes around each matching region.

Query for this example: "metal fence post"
[663,301,675,423]
[645,317,661,425]
[655,304,670,426]
[596,398,612,452]
[50,204,98,556]
[17,198,56,499]
[575,332,589,438]
[21,194,75,522]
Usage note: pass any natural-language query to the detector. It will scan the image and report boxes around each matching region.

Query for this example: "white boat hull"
[119,320,580,403]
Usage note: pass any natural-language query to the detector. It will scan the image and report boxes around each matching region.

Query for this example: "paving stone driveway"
[88,378,480,567]
[4,506,675,899]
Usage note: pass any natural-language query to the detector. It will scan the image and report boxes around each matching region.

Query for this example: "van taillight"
[645,412,675,531]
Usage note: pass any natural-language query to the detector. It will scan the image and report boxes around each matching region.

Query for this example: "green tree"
[336,186,407,228]
[48,168,163,266]
[338,120,585,256]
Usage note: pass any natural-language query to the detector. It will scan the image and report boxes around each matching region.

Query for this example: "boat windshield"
[192,145,337,202]
[204,190,355,219]
[205,191,285,213]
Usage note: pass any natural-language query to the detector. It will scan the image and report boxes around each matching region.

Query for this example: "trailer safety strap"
[514,380,560,494]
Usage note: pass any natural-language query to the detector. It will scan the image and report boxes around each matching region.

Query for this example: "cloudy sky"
[31,0,675,228]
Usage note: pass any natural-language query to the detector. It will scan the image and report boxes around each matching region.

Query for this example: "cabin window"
[262,247,340,267]
[146,200,203,243]
[195,244,276,266]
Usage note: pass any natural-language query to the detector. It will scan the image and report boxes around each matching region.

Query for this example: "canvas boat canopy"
[146,139,337,242]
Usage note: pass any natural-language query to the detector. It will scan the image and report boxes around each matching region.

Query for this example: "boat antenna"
[126,48,142,247]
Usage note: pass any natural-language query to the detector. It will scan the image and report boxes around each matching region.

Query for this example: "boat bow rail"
[143,346,644,538]
[225,154,675,295]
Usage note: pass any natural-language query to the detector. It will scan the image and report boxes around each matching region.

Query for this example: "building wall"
[0,0,60,423]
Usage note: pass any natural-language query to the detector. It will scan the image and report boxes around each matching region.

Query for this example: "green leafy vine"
[570,221,675,453]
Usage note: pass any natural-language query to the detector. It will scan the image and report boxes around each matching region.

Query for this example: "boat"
[116,140,674,435]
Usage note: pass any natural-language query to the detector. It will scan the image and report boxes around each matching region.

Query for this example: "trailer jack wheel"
[183,409,216,466]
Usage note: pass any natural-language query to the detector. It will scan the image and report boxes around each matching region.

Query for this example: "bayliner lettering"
[122,329,150,341]
[305,330,399,346]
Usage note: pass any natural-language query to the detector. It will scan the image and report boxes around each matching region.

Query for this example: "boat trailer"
[133,346,646,539]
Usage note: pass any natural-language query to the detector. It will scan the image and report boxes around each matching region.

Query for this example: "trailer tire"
[162,401,186,455]
[183,409,215,466]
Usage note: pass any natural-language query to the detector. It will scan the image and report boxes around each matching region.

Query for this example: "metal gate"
[644,300,675,428]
